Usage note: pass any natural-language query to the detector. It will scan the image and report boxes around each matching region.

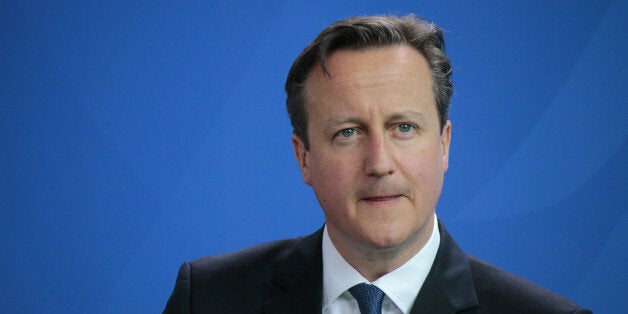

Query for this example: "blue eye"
[397,124,414,132]
[339,128,356,137]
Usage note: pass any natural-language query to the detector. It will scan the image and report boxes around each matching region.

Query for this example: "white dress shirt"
[322,214,440,314]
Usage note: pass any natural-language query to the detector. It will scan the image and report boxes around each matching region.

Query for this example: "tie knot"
[349,283,385,314]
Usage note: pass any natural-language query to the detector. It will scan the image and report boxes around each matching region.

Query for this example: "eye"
[338,128,356,138]
[397,123,414,133]
[332,128,361,144]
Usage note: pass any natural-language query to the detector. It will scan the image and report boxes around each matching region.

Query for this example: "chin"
[362,227,413,250]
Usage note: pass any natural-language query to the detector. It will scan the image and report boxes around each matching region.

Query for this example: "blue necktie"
[349,283,385,314]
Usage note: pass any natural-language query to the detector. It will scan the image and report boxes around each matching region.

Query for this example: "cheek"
[309,153,357,200]
[402,147,445,191]
[313,163,349,189]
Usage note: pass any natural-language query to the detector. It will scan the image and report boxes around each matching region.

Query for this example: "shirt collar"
[322,213,440,313]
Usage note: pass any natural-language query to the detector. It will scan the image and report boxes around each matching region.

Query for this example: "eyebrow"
[387,111,426,123]
[323,117,363,127]
[323,111,426,127]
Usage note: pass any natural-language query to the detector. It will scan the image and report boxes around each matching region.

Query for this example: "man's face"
[293,45,451,257]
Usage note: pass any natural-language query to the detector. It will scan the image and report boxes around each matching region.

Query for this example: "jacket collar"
[262,228,324,314]
[261,221,479,314]
[410,221,479,313]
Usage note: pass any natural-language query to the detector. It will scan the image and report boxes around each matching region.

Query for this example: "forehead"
[304,45,435,114]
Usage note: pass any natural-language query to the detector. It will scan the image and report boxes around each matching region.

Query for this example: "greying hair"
[285,14,453,149]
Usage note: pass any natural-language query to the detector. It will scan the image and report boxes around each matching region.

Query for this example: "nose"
[363,134,396,177]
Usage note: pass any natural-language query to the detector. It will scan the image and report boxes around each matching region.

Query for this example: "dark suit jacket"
[163,222,591,313]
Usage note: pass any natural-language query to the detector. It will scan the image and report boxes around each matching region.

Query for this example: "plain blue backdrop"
[2,1,626,313]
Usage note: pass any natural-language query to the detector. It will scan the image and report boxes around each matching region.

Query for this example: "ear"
[292,134,312,185]
[441,120,451,172]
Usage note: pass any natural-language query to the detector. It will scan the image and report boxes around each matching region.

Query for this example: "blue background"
[2,1,626,313]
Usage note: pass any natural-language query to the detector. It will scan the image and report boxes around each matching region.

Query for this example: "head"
[286,14,452,150]
[286,15,453,274]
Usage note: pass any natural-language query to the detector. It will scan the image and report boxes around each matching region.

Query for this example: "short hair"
[285,14,453,149]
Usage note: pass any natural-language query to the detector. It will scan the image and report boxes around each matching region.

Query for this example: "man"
[164,15,590,313]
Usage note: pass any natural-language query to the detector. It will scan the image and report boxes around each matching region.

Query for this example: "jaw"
[326,199,435,255]
[325,211,435,281]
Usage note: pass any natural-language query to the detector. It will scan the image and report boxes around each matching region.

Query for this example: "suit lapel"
[259,222,478,313]
[262,228,324,314]
[410,221,479,313]
[410,276,457,314]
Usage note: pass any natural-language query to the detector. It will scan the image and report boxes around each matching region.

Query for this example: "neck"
[328,216,435,282]
[345,248,415,282]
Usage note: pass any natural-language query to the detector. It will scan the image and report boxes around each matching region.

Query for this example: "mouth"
[361,195,403,203]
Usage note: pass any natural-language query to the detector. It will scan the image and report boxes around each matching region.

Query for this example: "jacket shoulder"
[188,237,301,296]
[191,237,299,278]
[467,255,590,313]
[164,232,321,313]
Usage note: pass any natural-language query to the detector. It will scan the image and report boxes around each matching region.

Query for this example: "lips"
[356,182,410,205]
[362,195,402,202]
